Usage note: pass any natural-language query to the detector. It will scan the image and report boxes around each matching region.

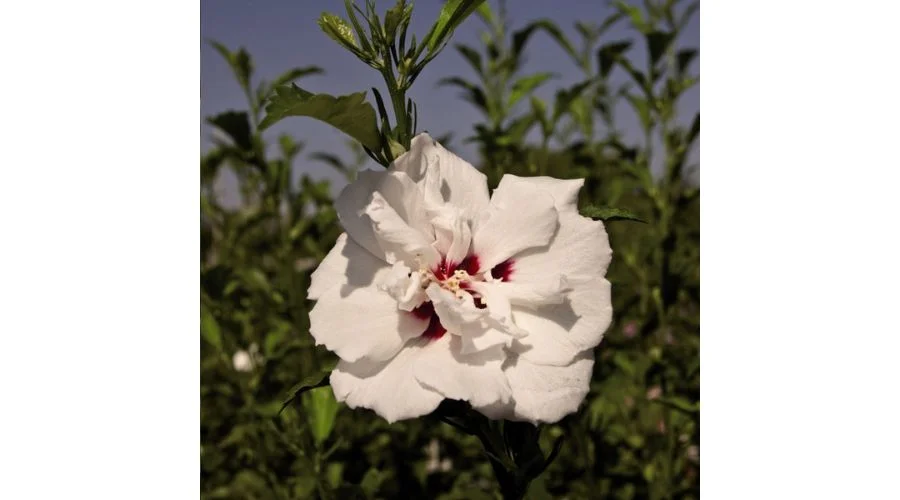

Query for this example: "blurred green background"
[201,1,699,498]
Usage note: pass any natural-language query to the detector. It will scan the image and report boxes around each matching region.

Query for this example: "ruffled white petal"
[486,275,572,308]
[473,179,559,271]
[426,284,520,354]
[511,211,612,284]
[495,350,595,424]
[511,277,612,366]
[310,279,428,363]
[308,233,390,300]
[364,191,441,267]
[391,133,490,220]
[378,261,427,311]
[413,335,511,408]
[335,169,434,263]
[493,174,584,213]
[330,338,444,423]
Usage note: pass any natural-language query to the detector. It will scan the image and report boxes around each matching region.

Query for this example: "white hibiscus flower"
[308,133,612,424]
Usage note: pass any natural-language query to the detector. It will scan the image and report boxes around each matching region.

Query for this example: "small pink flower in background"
[308,133,613,424]
[646,385,662,400]
[622,321,638,338]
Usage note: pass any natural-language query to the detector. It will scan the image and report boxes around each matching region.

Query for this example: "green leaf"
[438,76,487,113]
[206,111,252,150]
[260,85,382,151]
[625,93,652,132]
[427,0,487,52]
[279,353,339,415]
[597,41,632,78]
[645,30,675,66]
[209,41,254,94]
[278,134,302,161]
[200,305,223,351]
[271,66,324,89]
[569,97,594,139]
[512,20,577,64]
[677,49,698,75]
[687,112,700,145]
[303,387,339,445]
[530,96,551,138]
[581,205,646,223]
[653,396,700,415]
[509,72,554,109]
[455,44,483,76]
[384,0,413,43]
[318,12,359,52]
[614,0,646,31]
[553,80,593,122]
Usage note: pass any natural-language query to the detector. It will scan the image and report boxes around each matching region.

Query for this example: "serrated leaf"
[206,111,252,150]
[260,85,381,151]
[581,205,646,223]
[646,30,675,65]
[200,305,223,351]
[509,72,554,109]
[512,19,577,64]
[427,0,487,52]
[209,41,254,95]
[597,41,632,78]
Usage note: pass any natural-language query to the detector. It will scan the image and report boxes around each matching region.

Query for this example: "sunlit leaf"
[427,0,487,52]
[260,85,382,151]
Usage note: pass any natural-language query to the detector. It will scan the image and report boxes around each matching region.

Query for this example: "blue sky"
[201,0,699,199]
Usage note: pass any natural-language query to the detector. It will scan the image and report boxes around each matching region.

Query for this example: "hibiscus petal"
[426,284,515,354]
[413,335,512,408]
[335,169,434,263]
[473,179,559,271]
[330,338,444,423]
[511,211,613,283]
[486,275,572,308]
[492,174,584,213]
[310,279,429,363]
[392,133,490,220]
[365,191,441,267]
[495,350,595,424]
[511,278,613,366]
[308,233,387,300]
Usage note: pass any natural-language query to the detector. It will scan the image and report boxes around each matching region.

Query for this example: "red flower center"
[410,255,515,340]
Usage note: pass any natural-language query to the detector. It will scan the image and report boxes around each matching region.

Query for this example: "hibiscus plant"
[202,0,698,498]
